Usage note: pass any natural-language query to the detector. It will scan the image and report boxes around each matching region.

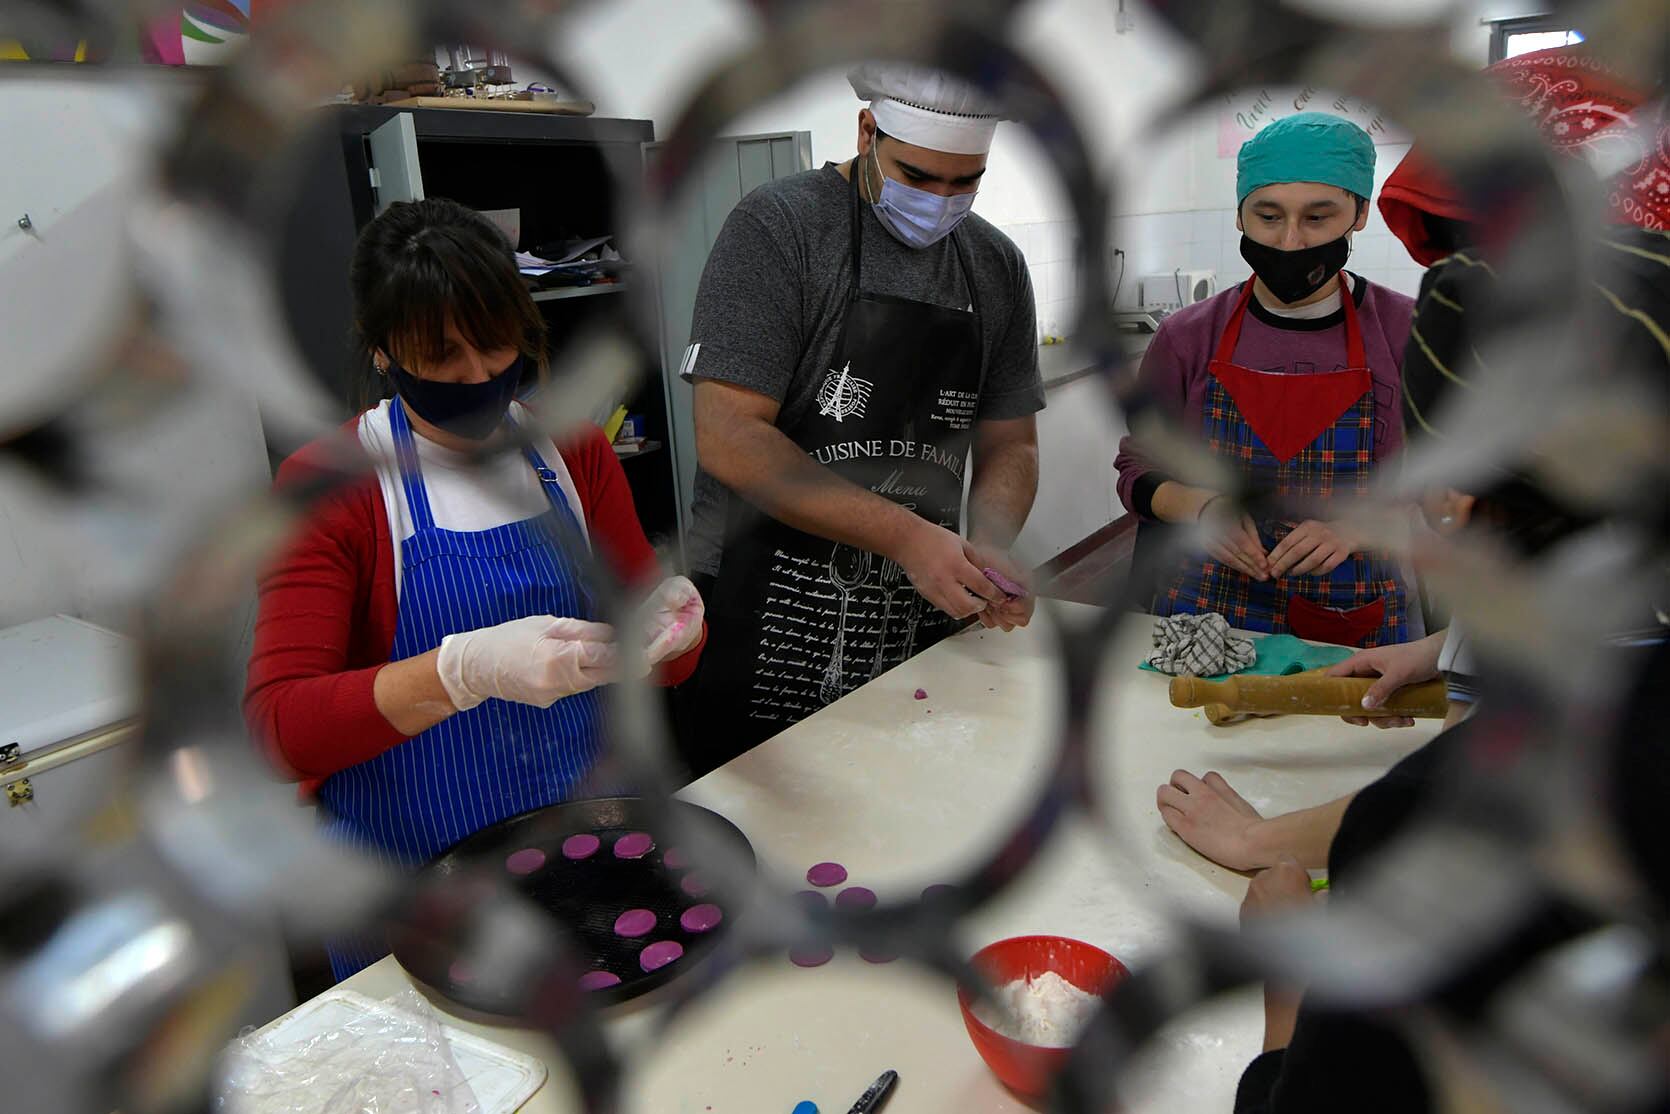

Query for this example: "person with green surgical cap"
[1115,112,1419,648]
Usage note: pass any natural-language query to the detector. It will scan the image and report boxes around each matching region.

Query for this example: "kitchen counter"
[324,606,1436,1112]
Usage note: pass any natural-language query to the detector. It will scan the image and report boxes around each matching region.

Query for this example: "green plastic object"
[1139,632,1354,680]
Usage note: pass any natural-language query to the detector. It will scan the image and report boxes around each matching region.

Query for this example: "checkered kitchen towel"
[1146,613,1256,677]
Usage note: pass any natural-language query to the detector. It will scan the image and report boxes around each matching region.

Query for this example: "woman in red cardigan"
[244,198,705,978]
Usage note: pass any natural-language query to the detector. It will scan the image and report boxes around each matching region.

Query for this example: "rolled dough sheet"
[639,940,684,972]
[505,848,547,876]
[561,834,601,861]
[613,908,657,938]
[806,862,848,887]
[680,903,723,933]
[613,832,655,859]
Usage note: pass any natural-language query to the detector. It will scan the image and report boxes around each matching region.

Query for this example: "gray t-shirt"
[681,162,1044,576]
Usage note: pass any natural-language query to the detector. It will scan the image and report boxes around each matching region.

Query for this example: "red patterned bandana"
[1381,46,1668,264]
[1493,47,1669,231]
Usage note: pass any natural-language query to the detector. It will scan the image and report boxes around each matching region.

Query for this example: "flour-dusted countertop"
[329,606,1437,1112]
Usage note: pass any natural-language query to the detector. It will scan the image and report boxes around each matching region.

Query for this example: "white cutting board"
[229,988,547,1113]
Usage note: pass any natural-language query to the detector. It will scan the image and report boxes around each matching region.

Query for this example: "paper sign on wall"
[1217,87,1409,157]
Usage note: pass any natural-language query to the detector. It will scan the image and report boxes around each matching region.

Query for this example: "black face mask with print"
[1239,234,1351,305]
[388,354,525,441]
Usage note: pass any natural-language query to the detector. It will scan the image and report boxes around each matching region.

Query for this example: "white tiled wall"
[999,206,1429,345]
[996,219,1081,341]
[1106,206,1429,307]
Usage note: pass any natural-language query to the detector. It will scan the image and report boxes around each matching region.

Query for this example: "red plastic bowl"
[957,935,1130,1099]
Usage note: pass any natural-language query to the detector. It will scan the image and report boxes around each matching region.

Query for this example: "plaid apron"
[1157,281,1407,647]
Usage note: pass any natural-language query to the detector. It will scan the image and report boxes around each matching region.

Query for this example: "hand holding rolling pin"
[1321,631,1446,728]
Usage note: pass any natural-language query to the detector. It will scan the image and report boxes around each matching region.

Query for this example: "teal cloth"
[1140,633,1353,681]
[1236,112,1376,203]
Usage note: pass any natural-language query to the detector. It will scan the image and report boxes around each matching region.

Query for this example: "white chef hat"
[847,62,1005,155]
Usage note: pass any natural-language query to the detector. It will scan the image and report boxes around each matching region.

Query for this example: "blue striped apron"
[318,400,606,979]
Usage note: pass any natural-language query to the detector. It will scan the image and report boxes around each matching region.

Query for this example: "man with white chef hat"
[674,61,1045,771]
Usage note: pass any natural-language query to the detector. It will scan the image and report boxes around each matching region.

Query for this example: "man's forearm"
[710,419,924,560]
[968,438,1038,548]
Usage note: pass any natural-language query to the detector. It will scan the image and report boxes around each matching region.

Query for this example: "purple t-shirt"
[1114,274,1415,516]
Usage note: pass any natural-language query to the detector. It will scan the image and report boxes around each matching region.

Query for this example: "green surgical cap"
[1236,112,1375,205]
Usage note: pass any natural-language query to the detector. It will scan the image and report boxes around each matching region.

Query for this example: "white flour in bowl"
[971,970,1100,1047]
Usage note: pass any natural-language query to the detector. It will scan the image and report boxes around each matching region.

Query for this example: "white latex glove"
[640,575,705,666]
[436,615,618,711]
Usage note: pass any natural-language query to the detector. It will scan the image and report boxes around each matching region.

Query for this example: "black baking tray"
[389,796,754,1013]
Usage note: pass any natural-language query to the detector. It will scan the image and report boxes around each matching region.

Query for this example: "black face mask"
[387,353,525,441]
[1239,234,1351,305]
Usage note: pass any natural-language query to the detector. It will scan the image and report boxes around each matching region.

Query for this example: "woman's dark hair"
[348,197,546,408]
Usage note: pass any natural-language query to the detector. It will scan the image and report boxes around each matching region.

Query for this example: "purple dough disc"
[982,567,1027,600]
[639,940,685,972]
[913,688,928,700]
[680,903,724,933]
[806,862,848,887]
[505,848,547,876]
[793,889,828,912]
[789,944,834,968]
[613,908,657,938]
[834,886,877,911]
[681,872,712,897]
[662,846,690,870]
[578,970,621,991]
[921,883,955,903]
[561,834,601,861]
[859,946,899,965]
[614,832,655,859]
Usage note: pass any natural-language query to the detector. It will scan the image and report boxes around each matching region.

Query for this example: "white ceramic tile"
[1053,260,1080,311]
[1190,209,1225,244]
[1039,221,1070,263]
[1003,224,1033,262]
[1030,261,1053,309]
[1351,233,1390,273]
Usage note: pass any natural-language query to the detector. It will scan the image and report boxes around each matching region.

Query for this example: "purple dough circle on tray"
[834,886,876,911]
[859,946,899,965]
[613,908,657,938]
[504,848,547,876]
[561,834,601,861]
[578,970,622,991]
[680,903,723,933]
[639,940,685,972]
[662,846,690,870]
[789,944,835,968]
[921,883,955,903]
[793,889,828,912]
[806,862,848,887]
[680,872,712,897]
[613,832,655,859]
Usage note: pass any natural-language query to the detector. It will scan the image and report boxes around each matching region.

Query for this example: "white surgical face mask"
[867,144,976,249]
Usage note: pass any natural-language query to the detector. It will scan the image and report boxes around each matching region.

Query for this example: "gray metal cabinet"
[650,131,813,548]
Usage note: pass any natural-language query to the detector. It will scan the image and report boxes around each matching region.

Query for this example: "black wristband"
[1132,471,1172,520]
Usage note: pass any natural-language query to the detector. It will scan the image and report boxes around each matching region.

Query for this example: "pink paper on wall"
[142,14,185,66]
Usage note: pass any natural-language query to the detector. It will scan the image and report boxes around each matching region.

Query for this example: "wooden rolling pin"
[1170,672,1449,724]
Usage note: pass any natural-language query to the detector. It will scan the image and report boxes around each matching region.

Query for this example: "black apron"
[693,164,986,759]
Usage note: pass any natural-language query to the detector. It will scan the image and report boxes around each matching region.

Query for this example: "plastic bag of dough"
[214,988,481,1113]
